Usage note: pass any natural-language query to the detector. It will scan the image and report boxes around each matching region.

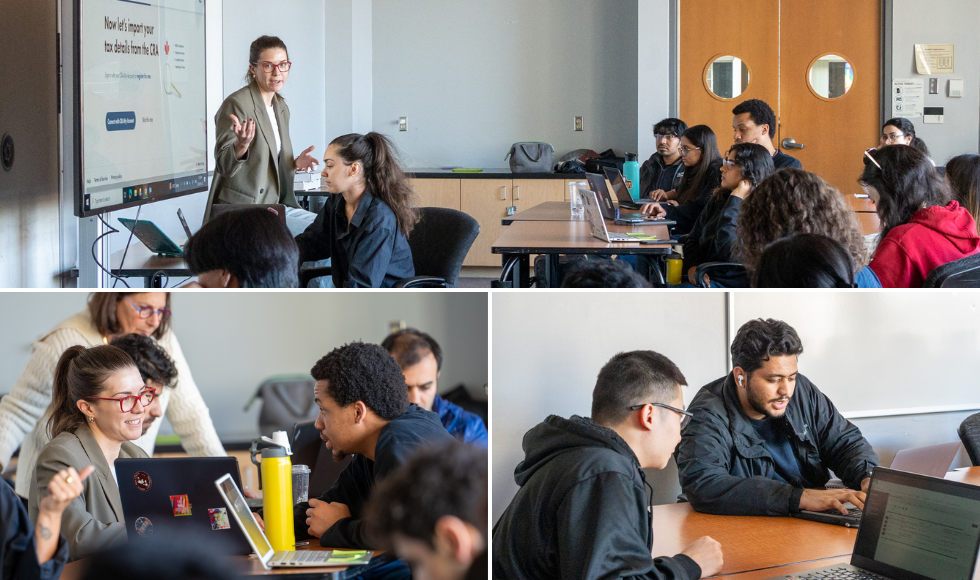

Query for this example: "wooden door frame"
[669,0,892,127]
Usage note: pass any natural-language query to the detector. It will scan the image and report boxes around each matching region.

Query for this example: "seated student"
[109,334,178,437]
[29,345,151,560]
[754,234,858,288]
[493,351,723,580]
[294,342,454,578]
[364,441,488,580]
[676,319,878,516]
[732,99,801,170]
[2,465,92,580]
[183,207,299,288]
[560,258,652,288]
[295,133,416,288]
[682,143,774,286]
[879,117,932,161]
[735,169,880,287]
[640,118,688,200]
[640,125,723,236]
[944,154,980,229]
[862,146,980,287]
[381,329,488,447]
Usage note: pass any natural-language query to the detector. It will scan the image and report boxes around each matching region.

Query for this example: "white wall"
[891,0,980,164]
[0,292,488,443]
[637,0,672,162]
[371,0,639,169]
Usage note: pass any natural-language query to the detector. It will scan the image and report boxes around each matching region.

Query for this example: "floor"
[458,266,499,288]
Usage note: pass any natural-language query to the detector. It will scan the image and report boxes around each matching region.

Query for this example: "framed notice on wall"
[914,44,955,75]
[892,79,924,118]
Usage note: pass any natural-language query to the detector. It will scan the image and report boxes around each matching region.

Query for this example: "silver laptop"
[214,473,373,569]
[890,442,962,477]
[768,467,980,580]
[584,173,676,226]
[581,189,660,243]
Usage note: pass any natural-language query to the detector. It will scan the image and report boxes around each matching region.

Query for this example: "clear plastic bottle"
[569,181,586,219]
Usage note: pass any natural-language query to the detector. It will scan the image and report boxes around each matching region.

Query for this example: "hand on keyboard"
[799,488,867,514]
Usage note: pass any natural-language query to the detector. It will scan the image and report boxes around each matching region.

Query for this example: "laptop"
[584,173,675,226]
[214,473,374,569]
[118,218,185,257]
[581,189,661,243]
[766,467,980,580]
[115,457,252,555]
[602,166,660,210]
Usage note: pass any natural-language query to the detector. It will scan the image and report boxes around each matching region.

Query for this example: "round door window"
[705,55,750,100]
[808,54,854,99]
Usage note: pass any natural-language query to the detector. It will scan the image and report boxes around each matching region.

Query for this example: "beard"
[330,448,350,462]
[747,387,790,419]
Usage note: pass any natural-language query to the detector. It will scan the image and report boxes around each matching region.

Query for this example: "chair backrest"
[923,253,980,288]
[290,420,352,499]
[254,376,318,437]
[959,412,980,466]
[408,207,480,288]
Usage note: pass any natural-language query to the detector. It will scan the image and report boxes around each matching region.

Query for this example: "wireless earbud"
[738,375,744,386]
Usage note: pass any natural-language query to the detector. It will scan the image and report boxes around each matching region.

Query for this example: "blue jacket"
[433,395,488,447]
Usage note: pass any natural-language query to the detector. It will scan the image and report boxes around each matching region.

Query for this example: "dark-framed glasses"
[654,133,679,142]
[880,132,905,143]
[629,402,693,429]
[254,61,292,73]
[125,296,171,320]
[87,388,156,413]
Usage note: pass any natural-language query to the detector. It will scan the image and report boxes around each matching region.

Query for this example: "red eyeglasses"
[86,388,156,413]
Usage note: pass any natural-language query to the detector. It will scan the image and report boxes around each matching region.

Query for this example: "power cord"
[91,214,130,288]
[112,204,141,288]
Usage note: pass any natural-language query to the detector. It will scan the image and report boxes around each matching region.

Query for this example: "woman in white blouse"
[0,292,225,498]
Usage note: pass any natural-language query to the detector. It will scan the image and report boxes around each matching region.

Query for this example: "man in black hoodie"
[295,342,454,554]
[493,350,723,580]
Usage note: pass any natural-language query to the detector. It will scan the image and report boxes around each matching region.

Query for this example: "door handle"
[782,138,805,150]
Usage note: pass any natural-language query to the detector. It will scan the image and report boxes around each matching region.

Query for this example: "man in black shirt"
[493,351,723,580]
[676,319,878,517]
[732,99,802,170]
[639,118,688,199]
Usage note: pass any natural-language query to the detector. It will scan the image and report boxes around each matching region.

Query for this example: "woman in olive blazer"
[205,35,319,236]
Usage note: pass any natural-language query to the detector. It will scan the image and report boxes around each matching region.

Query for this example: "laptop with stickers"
[115,457,252,555]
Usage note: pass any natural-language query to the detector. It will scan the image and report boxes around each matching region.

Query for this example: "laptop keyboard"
[817,507,863,517]
[270,550,332,565]
[794,565,886,580]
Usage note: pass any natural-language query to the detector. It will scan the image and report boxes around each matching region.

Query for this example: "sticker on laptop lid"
[208,508,230,530]
[169,494,192,516]
[135,516,153,537]
[134,471,152,491]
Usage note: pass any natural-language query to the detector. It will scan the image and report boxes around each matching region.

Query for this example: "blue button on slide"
[105,112,137,131]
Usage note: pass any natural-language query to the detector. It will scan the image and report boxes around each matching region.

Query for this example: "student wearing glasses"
[639,118,688,200]
[204,35,320,236]
[0,293,225,499]
[28,345,152,560]
[878,117,932,161]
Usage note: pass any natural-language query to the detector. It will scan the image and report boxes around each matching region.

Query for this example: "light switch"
[929,78,939,94]
[398,117,408,131]
[949,79,964,98]
[574,116,584,131]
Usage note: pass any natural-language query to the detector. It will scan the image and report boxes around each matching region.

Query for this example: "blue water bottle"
[623,153,640,201]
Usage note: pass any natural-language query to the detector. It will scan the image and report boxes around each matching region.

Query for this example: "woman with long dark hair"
[879,117,931,158]
[682,142,774,285]
[295,132,417,288]
[754,234,858,288]
[862,146,979,287]
[640,125,722,235]
[205,35,320,236]
[945,154,980,229]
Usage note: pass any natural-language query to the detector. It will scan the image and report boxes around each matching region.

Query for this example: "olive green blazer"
[204,82,299,221]
[28,424,148,561]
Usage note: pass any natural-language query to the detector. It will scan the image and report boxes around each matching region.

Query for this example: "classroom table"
[500,201,582,225]
[70,242,191,288]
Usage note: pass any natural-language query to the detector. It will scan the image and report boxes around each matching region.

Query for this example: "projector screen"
[75,0,207,217]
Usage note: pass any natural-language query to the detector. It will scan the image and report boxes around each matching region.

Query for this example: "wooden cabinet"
[461,179,512,267]
[513,179,565,211]
[410,178,461,210]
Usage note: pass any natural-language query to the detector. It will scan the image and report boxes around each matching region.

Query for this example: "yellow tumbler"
[666,253,683,286]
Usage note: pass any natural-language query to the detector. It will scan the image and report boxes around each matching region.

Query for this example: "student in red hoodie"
[861,146,980,287]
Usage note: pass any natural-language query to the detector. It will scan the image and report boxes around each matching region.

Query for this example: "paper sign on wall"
[892,79,924,118]
[914,44,955,75]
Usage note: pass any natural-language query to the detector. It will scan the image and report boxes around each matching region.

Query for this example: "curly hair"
[731,319,803,374]
[735,169,868,273]
[310,342,409,420]
[364,441,487,549]
[109,334,178,389]
[860,146,951,243]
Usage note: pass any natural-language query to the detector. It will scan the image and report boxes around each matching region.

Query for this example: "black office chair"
[958,413,980,466]
[290,420,351,500]
[300,207,480,288]
[923,254,980,288]
[694,262,750,288]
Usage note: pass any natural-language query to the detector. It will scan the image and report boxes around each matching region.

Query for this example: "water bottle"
[250,431,295,552]
[623,153,640,201]
[569,181,586,219]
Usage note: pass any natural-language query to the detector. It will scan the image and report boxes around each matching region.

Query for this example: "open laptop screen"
[216,474,274,558]
[853,468,980,580]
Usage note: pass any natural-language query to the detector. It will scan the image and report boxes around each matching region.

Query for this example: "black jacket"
[682,191,742,270]
[1,479,68,580]
[639,153,685,198]
[492,415,701,580]
[665,158,723,236]
[773,150,802,170]
[676,373,878,516]
[294,404,454,547]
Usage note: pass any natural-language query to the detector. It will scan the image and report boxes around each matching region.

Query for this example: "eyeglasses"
[87,388,156,413]
[654,133,679,141]
[125,297,171,321]
[863,149,882,170]
[680,146,701,155]
[880,132,905,143]
[629,402,694,429]
[721,158,739,167]
[253,61,292,73]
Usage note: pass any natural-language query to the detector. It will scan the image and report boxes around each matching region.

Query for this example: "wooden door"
[460,179,512,267]
[780,1,881,195]
[679,0,779,154]
[409,178,461,210]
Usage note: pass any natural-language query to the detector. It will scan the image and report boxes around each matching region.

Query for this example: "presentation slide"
[78,0,207,216]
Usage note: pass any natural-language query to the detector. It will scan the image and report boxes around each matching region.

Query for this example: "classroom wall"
[0,292,488,443]
[636,0,672,162]
[371,0,639,169]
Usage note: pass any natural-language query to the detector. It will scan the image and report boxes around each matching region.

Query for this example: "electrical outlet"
[398,117,408,131]
[574,116,584,131]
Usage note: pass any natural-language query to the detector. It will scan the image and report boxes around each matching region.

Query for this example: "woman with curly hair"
[734,169,880,287]
[861,146,979,287]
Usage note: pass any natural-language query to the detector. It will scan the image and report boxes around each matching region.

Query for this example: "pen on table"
[295,541,312,546]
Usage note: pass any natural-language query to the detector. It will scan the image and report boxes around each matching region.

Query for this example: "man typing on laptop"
[676,318,879,518]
